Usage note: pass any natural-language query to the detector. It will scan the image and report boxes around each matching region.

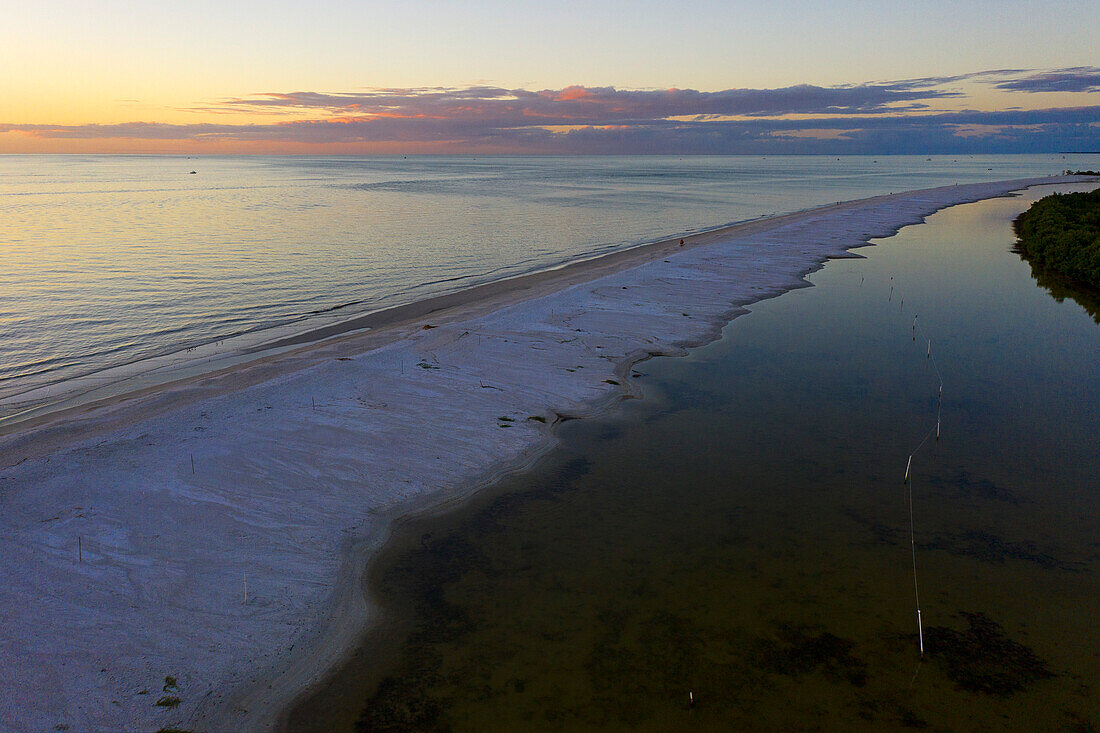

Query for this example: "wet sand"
[0,176,1091,732]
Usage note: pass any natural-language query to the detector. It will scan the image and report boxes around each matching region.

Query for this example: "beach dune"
[0,177,1088,732]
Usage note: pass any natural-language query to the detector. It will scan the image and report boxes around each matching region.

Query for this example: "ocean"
[0,153,1090,414]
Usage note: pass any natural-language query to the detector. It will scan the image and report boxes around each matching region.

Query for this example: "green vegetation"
[155,696,181,708]
[1064,169,1100,176]
[1013,188,1100,289]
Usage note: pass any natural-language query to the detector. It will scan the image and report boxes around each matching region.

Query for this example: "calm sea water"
[0,154,1089,409]
[289,184,1098,731]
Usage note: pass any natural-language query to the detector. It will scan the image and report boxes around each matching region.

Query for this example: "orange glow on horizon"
[0,131,537,156]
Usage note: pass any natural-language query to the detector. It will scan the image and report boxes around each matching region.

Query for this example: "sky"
[2,0,1098,154]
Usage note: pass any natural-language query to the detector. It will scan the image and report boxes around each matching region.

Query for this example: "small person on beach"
[679,239,684,246]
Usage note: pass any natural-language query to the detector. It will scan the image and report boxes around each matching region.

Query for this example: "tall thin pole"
[908,480,924,656]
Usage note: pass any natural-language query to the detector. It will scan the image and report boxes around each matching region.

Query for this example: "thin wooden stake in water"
[908,476,924,658]
[927,340,931,359]
[78,536,82,563]
[312,396,316,410]
[244,573,248,604]
[191,454,195,474]
[904,455,912,483]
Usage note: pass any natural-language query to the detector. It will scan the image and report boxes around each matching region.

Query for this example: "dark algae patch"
[358,676,444,733]
[751,625,868,687]
[925,612,1053,695]
[920,529,1080,571]
[289,187,1099,731]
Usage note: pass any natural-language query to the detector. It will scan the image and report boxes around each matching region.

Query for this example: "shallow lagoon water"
[290,184,1098,731]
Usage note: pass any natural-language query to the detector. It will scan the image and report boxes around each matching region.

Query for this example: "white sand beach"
[0,176,1088,732]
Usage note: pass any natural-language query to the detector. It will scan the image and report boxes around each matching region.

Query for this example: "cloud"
[869,69,1027,90]
[478,107,1100,155]
[3,70,1099,154]
[991,66,1100,93]
[216,82,959,123]
[5,104,1096,155]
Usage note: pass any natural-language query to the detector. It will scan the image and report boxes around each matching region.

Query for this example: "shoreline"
[0,208,809,456]
[0,176,1092,733]
[0,197,879,446]
[0,204,789,432]
[290,183,1100,732]
[0,180,1032,446]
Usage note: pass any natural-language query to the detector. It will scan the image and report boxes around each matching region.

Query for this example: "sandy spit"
[0,177,1086,732]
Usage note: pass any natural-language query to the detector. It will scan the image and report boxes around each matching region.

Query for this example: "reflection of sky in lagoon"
[293,183,1098,731]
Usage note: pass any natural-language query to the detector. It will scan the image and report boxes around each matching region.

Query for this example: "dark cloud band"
[3,68,1098,153]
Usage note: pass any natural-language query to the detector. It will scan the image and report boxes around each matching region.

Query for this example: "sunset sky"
[2,0,1098,154]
